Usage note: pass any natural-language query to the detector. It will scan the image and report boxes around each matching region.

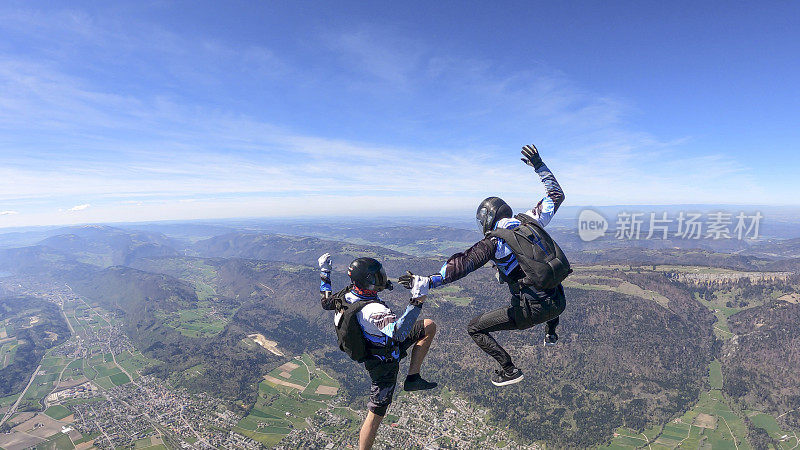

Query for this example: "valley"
[0,222,798,449]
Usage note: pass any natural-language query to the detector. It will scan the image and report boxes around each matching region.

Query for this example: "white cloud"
[0,210,18,215]
[0,8,790,230]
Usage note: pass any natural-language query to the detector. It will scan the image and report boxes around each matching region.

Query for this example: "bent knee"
[423,319,437,337]
[369,404,389,417]
[467,316,481,335]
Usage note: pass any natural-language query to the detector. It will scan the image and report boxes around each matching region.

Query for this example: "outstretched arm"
[318,253,336,310]
[520,144,564,227]
[426,238,496,288]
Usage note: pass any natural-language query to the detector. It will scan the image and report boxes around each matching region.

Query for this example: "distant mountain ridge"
[190,232,441,275]
[37,225,179,267]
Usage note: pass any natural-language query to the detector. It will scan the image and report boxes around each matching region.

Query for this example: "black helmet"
[476,197,512,235]
[348,257,390,292]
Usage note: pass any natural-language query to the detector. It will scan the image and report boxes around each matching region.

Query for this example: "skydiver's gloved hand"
[521,144,544,170]
[318,253,332,296]
[318,253,332,273]
[399,271,430,305]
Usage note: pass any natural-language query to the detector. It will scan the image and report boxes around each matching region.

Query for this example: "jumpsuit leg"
[546,316,559,335]
[468,285,567,370]
[522,284,566,335]
[467,306,518,370]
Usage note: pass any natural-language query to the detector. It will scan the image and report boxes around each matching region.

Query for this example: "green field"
[40,356,66,368]
[300,360,340,401]
[746,412,799,449]
[429,285,473,306]
[238,355,341,446]
[265,357,311,388]
[86,353,105,367]
[93,362,123,378]
[287,362,311,385]
[82,364,98,380]
[155,306,228,338]
[232,426,287,447]
[66,359,83,370]
[605,428,649,448]
[17,358,68,410]
[678,390,750,449]
[74,347,142,389]
[134,436,155,448]
[44,404,73,420]
[301,376,339,400]
[0,393,20,408]
[110,371,132,386]
[139,258,220,301]
[751,412,784,436]
[562,267,672,307]
[115,350,154,380]
[604,358,759,450]
[93,376,117,390]
[236,379,317,445]
[0,339,21,368]
[300,354,315,371]
[35,432,75,450]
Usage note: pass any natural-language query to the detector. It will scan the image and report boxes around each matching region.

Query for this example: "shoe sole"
[404,384,437,392]
[543,342,557,347]
[491,374,524,387]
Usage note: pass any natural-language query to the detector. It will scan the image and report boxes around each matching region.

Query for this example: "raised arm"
[318,253,336,310]
[519,144,565,227]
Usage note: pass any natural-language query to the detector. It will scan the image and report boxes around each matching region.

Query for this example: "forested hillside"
[0,296,70,397]
[723,301,800,429]
[1,224,798,447]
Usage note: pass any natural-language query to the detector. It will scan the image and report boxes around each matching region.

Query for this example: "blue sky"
[1,1,799,227]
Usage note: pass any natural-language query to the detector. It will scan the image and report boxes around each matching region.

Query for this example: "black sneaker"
[491,367,524,387]
[544,333,558,347]
[403,376,438,391]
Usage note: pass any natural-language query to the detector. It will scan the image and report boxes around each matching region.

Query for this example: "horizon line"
[2,202,800,233]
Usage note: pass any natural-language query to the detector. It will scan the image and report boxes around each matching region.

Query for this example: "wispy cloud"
[0,210,18,215]
[0,6,785,228]
[326,28,427,87]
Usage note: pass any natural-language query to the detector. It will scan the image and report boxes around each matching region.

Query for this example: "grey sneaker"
[544,333,558,346]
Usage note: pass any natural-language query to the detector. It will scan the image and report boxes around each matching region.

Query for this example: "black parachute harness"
[488,213,572,291]
[332,286,394,363]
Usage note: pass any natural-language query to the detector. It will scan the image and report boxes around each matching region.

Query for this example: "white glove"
[410,275,430,299]
[318,253,332,272]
